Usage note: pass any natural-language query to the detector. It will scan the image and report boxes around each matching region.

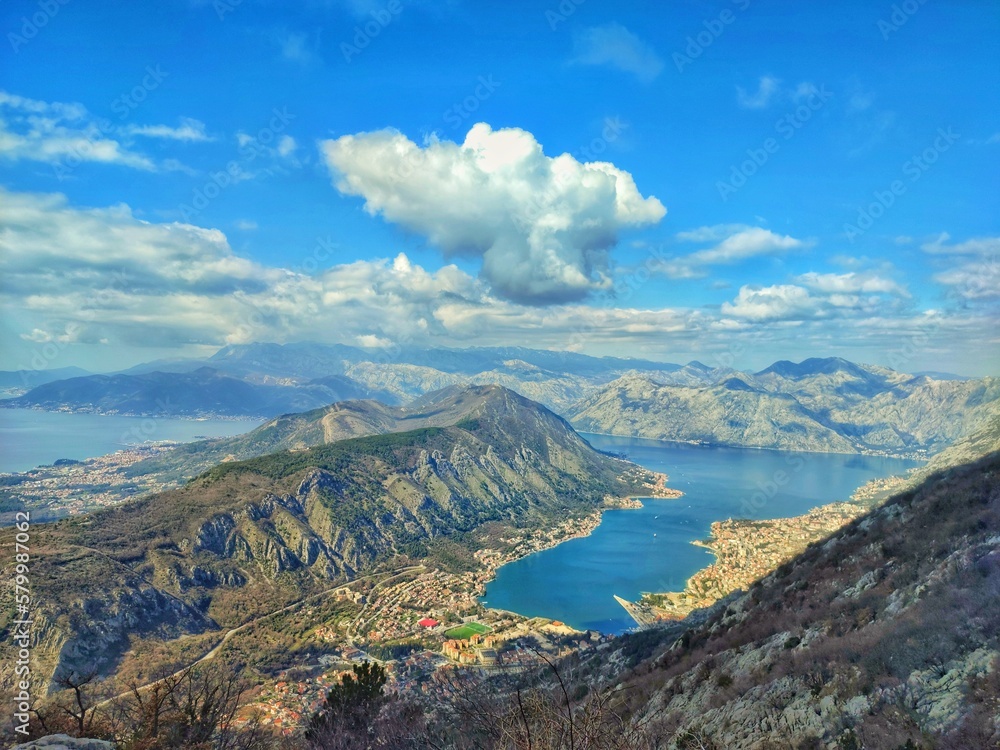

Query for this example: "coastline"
[0,402,267,421]
[0,443,187,522]
[578,430,930,461]
[476,467,685,619]
[638,473,915,621]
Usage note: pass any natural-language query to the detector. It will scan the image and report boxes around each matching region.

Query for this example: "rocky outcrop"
[569,362,1000,456]
[569,374,857,453]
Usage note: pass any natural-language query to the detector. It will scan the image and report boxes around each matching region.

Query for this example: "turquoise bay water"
[0,408,263,473]
[481,434,921,634]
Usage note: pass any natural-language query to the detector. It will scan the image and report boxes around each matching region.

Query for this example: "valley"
[0,385,666,699]
[2,360,997,746]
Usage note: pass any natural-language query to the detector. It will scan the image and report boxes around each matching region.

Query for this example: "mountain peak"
[755,357,866,379]
[685,360,713,372]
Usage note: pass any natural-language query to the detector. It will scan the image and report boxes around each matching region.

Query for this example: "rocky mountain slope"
[0,386,655,694]
[7,346,990,446]
[578,419,1000,748]
[125,385,562,484]
[569,358,1000,456]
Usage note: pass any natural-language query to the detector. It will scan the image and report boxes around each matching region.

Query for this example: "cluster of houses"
[334,586,366,604]
[441,631,500,665]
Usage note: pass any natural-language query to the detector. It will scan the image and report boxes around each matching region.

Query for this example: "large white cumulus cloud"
[320,123,666,304]
[0,188,691,358]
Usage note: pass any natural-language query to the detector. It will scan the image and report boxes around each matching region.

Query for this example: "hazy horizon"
[3,340,993,380]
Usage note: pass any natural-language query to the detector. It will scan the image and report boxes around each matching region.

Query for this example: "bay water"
[0,407,263,473]
[481,434,922,634]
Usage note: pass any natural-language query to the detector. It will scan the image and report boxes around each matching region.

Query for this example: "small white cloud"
[277,31,317,64]
[234,219,258,231]
[922,233,1000,256]
[675,224,751,243]
[0,91,155,171]
[686,227,804,265]
[0,91,209,173]
[923,233,1000,300]
[277,135,297,157]
[656,226,806,279]
[737,76,780,109]
[722,270,911,323]
[124,117,212,142]
[571,23,664,83]
[356,334,392,348]
[722,284,814,321]
[795,271,909,297]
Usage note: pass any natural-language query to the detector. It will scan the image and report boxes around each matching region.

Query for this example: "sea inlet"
[480,434,922,634]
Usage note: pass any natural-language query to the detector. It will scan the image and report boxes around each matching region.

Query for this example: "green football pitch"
[444,622,490,640]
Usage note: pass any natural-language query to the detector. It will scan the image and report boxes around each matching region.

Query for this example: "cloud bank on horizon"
[1,181,993,376]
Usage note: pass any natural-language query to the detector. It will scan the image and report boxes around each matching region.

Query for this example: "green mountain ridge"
[0,385,654,694]
[126,384,556,483]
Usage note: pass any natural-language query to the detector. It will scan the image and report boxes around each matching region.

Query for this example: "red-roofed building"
[418,618,440,628]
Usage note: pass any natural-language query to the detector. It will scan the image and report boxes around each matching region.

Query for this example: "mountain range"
[2,360,998,745]
[1,342,684,415]
[3,345,996,459]
[0,366,399,417]
[569,358,1000,456]
[0,385,657,693]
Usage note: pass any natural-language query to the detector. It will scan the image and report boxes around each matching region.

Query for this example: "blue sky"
[0,0,998,375]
